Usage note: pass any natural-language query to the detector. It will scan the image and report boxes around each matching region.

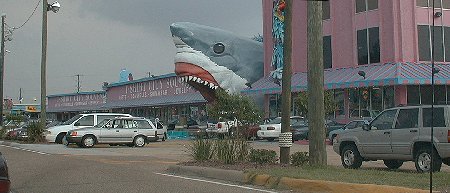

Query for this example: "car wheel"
[341,144,363,169]
[267,137,275,142]
[81,135,95,148]
[62,136,69,146]
[383,160,403,170]
[414,147,442,173]
[134,136,146,147]
[162,133,167,141]
[55,133,66,144]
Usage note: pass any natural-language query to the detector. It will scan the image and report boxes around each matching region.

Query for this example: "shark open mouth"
[175,62,219,101]
[170,22,263,102]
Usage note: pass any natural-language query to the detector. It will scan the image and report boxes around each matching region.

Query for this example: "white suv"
[333,105,450,172]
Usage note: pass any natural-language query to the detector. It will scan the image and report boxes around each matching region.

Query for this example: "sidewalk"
[167,165,434,193]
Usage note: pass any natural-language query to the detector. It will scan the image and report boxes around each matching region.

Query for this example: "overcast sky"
[0,0,262,104]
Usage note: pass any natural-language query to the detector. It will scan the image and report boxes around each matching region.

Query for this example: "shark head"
[170,22,263,101]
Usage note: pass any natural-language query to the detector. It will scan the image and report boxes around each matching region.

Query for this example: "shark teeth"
[180,75,219,90]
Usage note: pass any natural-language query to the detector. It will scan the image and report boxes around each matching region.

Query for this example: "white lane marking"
[0,144,49,155]
[154,172,278,193]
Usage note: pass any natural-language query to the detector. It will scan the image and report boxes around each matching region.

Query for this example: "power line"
[11,0,42,30]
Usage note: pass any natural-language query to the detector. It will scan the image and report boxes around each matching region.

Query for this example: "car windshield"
[61,115,82,125]
[267,117,282,124]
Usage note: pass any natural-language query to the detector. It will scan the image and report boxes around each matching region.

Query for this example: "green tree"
[207,90,262,134]
[294,90,336,118]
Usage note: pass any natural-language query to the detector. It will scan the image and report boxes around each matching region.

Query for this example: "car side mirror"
[362,124,370,131]
[74,122,80,126]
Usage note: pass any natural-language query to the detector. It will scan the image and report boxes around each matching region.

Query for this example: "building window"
[417,0,450,9]
[334,89,345,117]
[356,0,378,13]
[323,36,332,69]
[407,85,421,105]
[357,27,380,65]
[418,25,449,62]
[269,94,281,118]
[383,86,395,109]
[323,1,330,20]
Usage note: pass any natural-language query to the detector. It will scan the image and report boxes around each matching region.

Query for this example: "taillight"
[267,127,275,130]
[0,179,10,193]
[218,123,222,128]
[447,130,450,143]
[70,132,77,136]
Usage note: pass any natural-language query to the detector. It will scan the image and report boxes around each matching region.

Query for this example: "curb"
[167,165,245,183]
[167,165,432,193]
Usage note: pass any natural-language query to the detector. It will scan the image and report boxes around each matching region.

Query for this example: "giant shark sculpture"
[170,22,263,101]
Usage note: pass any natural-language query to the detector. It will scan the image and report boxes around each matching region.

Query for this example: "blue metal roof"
[47,91,106,98]
[107,73,177,88]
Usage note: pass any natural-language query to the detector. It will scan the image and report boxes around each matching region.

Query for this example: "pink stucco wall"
[263,0,450,73]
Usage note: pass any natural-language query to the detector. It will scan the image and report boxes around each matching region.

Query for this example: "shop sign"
[26,106,38,112]
[111,76,196,101]
[49,93,106,108]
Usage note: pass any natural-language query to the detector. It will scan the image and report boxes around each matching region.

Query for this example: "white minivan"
[45,113,132,143]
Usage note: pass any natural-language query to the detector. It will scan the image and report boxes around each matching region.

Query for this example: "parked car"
[328,120,369,142]
[45,113,132,144]
[65,117,159,148]
[334,105,450,172]
[184,118,208,137]
[257,116,305,141]
[205,118,236,137]
[0,152,10,193]
[291,119,345,141]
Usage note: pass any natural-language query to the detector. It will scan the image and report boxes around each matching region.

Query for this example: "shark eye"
[213,43,225,54]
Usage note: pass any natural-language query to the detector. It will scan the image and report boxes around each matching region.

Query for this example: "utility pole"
[307,0,327,166]
[40,0,48,129]
[0,14,6,126]
[279,0,293,165]
[19,88,22,104]
[76,74,81,93]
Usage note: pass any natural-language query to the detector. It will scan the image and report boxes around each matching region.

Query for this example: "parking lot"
[2,139,449,172]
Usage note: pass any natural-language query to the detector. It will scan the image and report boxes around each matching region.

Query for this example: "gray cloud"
[0,0,262,103]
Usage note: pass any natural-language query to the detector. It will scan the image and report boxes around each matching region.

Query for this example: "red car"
[0,152,10,193]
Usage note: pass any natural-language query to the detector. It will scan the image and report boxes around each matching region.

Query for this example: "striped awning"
[242,62,450,95]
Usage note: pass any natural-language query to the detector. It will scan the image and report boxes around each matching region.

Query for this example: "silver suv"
[333,105,450,172]
[65,117,159,148]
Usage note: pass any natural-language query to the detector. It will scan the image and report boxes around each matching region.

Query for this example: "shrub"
[249,149,277,164]
[291,152,309,166]
[215,138,250,164]
[187,138,214,162]
[26,122,46,143]
[0,128,6,139]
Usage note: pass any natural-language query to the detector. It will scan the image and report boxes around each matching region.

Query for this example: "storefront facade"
[244,0,450,122]
[104,73,207,125]
[47,91,107,121]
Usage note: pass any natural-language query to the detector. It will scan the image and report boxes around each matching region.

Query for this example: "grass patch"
[247,165,450,190]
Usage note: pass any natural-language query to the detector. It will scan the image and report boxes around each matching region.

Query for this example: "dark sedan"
[292,120,345,141]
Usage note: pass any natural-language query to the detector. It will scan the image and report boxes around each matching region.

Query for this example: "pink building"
[245,0,450,121]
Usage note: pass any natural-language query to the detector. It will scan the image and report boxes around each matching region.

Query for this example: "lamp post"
[0,14,5,127]
[40,0,60,129]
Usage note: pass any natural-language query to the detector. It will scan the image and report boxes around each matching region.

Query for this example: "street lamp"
[40,1,60,129]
